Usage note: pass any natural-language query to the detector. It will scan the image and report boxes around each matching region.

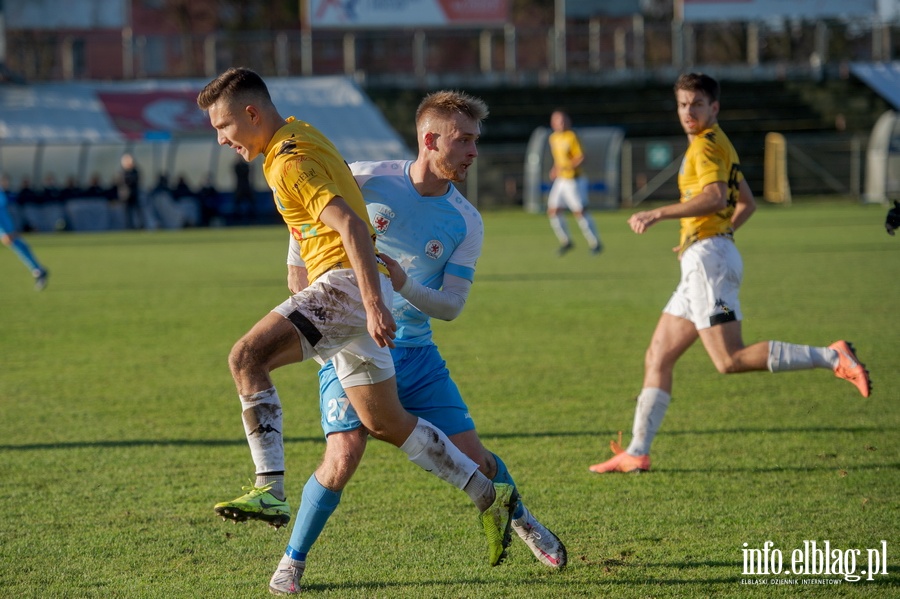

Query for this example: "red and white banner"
[97,91,209,140]
[681,0,876,22]
[308,0,509,28]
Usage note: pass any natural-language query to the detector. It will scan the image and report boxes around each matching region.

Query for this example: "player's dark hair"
[674,72,720,103]
[197,67,272,110]
[415,90,489,128]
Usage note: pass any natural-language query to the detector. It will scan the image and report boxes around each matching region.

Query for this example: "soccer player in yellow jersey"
[590,73,871,474]
[196,69,515,566]
[547,110,602,255]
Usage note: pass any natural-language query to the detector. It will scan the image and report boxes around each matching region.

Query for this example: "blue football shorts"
[318,344,475,438]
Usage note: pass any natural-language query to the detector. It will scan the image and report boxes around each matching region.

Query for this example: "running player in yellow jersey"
[196,69,515,567]
[590,73,871,474]
[547,110,602,255]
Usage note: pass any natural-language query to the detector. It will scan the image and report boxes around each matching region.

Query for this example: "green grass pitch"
[0,200,897,597]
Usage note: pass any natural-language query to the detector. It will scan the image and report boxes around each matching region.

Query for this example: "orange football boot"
[828,340,871,398]
[589,432,651,473]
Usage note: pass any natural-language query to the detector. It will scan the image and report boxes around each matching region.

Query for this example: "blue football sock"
[491,453,524,519]
[11,238,42,273]
[285,473,342,562]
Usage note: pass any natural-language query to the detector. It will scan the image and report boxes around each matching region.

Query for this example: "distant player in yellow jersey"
[547,110,602,255]
[197,69,515,572]
[590,73,871,474]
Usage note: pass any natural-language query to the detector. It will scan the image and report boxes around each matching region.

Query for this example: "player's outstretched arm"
[628,181,729,234]
[380,251,472,322]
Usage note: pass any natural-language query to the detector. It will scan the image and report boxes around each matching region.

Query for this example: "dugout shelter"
[523,126,625,214]
[852,62,900,204]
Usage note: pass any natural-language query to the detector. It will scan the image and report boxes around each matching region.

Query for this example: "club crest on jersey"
[372,207,395,235]
[425,239,443,259]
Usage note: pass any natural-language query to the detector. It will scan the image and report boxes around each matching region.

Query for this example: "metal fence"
[463,132,868,210]
[5,18,900,83]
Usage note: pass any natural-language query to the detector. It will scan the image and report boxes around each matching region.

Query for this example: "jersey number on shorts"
[326,396,351,423]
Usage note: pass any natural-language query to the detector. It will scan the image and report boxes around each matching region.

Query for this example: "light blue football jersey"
[351,160,484,347]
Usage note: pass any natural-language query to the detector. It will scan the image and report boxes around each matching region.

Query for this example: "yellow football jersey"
[549,129,584,179]
[263,117,381,283]
[677,123,743,253]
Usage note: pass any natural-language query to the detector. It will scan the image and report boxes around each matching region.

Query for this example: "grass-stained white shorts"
[663,236,743,330]
[271,268,395,387]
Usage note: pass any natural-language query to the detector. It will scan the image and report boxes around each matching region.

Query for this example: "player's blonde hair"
[415,90,489,130]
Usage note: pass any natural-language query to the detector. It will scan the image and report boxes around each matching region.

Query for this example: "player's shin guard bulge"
[480,483,516,566]
[241,388,286,474]
[400,418,479,489]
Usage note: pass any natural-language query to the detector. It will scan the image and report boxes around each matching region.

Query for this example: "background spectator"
[117,153,142,228]
[232,157,254,224]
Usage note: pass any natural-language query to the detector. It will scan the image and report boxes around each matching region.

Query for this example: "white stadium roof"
[0,75,411,163]
[0,75,411,195]
[851,62,900,111]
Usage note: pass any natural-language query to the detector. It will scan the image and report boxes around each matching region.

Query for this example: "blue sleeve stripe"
[445,262,475,282]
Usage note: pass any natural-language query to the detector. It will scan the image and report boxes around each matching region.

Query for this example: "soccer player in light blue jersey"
[269,91,566,594]
[0,175,48,290]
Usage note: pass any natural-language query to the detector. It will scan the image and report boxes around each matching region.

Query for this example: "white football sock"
[256,473,285,501]
[399,417,480,490]
[463,471,496,512]
[576,213,600,247]
[549,214,571,245]
[626,388,671,456]
[240,387,285,497]
[767,341,838,372]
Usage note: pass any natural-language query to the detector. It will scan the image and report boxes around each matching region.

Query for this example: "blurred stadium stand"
[2,1,900,217]
[0,77,411,229]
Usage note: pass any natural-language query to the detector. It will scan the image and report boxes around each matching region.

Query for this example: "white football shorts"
[271,268,395,387]
[547,176,589,212]
[663,236,743,330]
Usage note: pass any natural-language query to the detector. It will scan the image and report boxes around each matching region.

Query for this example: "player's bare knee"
[712,355,739,374]
[228,336,259,375]
[645,346,672,372]
[324,430,367,481]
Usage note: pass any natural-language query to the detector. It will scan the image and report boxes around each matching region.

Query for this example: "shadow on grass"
[1,425,895,452]
[0,435,324,451]
[300,575,899,593]
[486,425,895,440]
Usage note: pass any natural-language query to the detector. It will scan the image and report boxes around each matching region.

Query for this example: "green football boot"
[214,482,290,529]
[480,483,515,566]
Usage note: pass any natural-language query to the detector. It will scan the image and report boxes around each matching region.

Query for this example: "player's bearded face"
[433,117,479,183]
[435,151,466,182]
[676,89,718,136]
